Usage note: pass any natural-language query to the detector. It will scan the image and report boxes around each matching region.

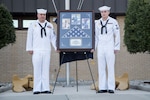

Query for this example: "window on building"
[13,19,19,28]
[23,20,36,28]
[12,15,51,30]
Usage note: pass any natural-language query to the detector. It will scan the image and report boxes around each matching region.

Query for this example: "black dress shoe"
[33,91,40,94]
[97,90,107,93]
[41,91,51,94]
[108,90,114,93]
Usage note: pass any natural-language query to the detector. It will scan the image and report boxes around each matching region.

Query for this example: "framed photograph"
[57,10,94,52]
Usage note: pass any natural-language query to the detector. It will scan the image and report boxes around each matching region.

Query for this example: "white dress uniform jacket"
[26,20,56,92]
[95,16,120,91]
[26,20,56,51]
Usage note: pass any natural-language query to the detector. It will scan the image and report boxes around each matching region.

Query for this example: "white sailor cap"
[37,9,47,14]
[98,6,111,11]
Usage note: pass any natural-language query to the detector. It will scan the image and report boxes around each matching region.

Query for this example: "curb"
[130,80,150,92]
[0,83,12,93]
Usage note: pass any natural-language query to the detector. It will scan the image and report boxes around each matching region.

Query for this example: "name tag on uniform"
[47,25,52,29]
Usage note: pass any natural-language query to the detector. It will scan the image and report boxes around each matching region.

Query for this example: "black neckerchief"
[100,19,109,34]
[38,22,47,38]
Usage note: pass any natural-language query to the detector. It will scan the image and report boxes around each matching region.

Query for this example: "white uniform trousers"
[32,51,50,92]
[97,46,115,90]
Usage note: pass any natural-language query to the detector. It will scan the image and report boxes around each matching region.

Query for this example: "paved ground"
[0,85,150,100]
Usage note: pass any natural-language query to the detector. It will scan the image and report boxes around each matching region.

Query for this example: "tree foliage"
[124,0,150,53]
[0,4,16,49]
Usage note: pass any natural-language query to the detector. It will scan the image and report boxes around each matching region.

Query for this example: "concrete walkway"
[0,85,150,100]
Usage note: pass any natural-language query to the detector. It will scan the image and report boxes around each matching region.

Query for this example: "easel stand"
[52,52,96,93]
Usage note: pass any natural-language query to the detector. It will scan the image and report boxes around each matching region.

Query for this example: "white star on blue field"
[62,26,90,38]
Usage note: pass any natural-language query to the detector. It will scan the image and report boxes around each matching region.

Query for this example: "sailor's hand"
[90,49,95,53]
[114,50,119,54]
[28,51,33,55]
[56,50,60,53]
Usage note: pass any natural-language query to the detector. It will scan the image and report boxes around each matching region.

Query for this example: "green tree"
[0,4,16,49]
[124,0,150,53]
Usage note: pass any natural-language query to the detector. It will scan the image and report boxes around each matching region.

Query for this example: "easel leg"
[76,60,78,92]
[52,65,61,94]
[85,53,96,93]
[52,53,65,94]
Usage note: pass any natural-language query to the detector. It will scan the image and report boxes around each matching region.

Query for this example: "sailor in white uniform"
[26,9,57,94]
[94,6,120,93]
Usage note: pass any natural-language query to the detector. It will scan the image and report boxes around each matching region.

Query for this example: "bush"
[124,0,150,53]
[0,4,16,49]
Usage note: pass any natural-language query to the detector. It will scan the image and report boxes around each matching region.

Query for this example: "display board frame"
[57,10,94,52]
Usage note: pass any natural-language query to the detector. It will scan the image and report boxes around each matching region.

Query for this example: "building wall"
[0,0,127,13]
[115,16,150,80]
[0,16,150,82]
